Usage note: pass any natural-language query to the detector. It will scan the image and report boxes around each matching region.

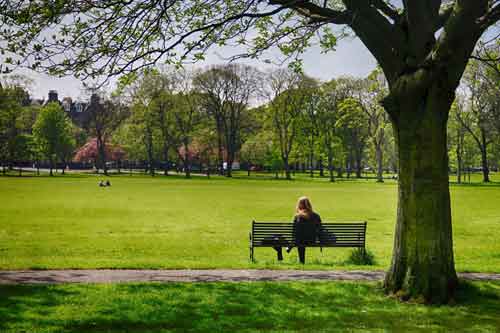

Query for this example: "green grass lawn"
[1,281,499,332]
[1,172,500,271]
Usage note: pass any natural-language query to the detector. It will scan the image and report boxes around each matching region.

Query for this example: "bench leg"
[250,246,254,262]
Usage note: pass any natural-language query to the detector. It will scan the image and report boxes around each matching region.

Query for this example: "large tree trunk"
[384,81,458,304]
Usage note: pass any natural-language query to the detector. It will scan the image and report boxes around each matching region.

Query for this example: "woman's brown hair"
[296,196,313,218]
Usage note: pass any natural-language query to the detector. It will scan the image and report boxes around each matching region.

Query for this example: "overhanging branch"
[269,0,352,24]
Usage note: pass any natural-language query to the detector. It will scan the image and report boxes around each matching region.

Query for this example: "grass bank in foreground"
[1,281,499,332]
[1,173,500,271]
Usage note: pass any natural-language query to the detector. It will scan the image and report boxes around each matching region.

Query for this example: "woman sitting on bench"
[288,196,322,264]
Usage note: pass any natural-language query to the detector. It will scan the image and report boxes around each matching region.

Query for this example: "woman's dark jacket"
[293,212,322,246]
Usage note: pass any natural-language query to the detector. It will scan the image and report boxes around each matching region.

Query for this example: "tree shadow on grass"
[0,281,499,332]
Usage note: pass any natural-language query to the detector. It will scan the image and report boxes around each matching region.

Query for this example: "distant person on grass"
[287,196,322,264]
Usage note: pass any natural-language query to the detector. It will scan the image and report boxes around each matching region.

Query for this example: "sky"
[7,36,377,101]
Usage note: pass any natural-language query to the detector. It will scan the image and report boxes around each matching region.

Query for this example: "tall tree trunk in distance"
[383,79,458,304]
[183,140,191,179]
[375,144,384,183]
[163,145,169,176]
[355,145,362,178]
[146,128,155,177]
[456,128,463,184]
[346,154,351,178]
[480,131,490,182]
[49,157,53,176]
[216,119,224,176]
[283,156,291,180]
[327,148,335,182]
[309,151,314,177]
[97,136,108,176]
[319,159,324,177]
[206,158,211,178]
[226,145,234,178]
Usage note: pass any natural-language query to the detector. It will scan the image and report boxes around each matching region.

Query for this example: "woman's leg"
[298,247,306,264]
[273,246,283,261]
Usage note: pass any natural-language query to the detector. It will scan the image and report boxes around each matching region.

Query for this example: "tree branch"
[269,0,352,24]
[480,3,500,28]
[370,0,400,22]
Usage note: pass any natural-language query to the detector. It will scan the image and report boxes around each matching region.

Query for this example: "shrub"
[346,248,376,265]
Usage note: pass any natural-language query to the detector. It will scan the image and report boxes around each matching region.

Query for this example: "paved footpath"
[0,270,499,284]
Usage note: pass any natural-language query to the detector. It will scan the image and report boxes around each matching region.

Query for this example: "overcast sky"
[9,36,377,101]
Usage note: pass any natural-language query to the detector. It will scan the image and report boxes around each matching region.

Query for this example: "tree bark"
[384,80,458,304]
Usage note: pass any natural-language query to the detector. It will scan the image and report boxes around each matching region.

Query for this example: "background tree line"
[1,50,500,181]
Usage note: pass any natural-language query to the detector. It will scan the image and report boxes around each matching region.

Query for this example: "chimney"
[48,90,59,103]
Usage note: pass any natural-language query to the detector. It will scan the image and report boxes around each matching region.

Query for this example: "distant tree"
[85,93,127,175]
[266,69,312,180]
[194,64,261,177]
[337,93,370,179]
[299,82,320,178]
[240,131,274,176]
[0,83,32,173]
[457,60,497,182]
[317,79,350,182]
[358,69,391,182]
[74,138,127,169]
[448,96,469,184]
[172,70,202,178]
[126,69,177,176]
[33,102,74,176]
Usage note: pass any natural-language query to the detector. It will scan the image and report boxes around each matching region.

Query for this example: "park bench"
[249,221,367,262]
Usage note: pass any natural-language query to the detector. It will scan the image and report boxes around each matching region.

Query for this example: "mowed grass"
[1,281,499,332]
[1,173,500,271]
